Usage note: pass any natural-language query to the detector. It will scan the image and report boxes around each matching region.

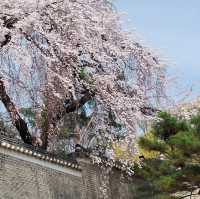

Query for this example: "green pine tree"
[133,111,200,198]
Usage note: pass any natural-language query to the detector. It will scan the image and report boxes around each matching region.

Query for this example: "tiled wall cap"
[1,142,6,146]
[24,149,29,154]
[6,143,11,148]
[0,141,80,170]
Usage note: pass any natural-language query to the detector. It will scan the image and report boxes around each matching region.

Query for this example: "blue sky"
[115,0,200,100]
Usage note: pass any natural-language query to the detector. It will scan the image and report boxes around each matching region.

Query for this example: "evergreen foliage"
[134,111,200,198]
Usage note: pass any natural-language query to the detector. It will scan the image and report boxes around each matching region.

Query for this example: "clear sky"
[115,0,200,100]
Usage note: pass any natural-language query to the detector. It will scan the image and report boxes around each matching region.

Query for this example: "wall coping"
[0,135,81,171]
[0,145,82,177]
[0,132,131,174]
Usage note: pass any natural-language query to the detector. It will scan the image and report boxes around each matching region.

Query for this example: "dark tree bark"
[0,16,18,48]
[0,77,32,144]
[0,16,33,144]
[41,121,49,150]
[66,91,94,113]
[56,91,95,121]
[40,90,95,150]
[0,33,11,48]
[40,102,51,150]
[140,106,160,116]
[2,16,18,29]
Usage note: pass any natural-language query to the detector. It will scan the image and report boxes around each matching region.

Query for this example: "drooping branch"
[0,77,32,144]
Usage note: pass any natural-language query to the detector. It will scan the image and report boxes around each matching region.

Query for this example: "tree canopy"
[0,0,166,162]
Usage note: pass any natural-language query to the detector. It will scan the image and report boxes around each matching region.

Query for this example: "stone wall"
[0,139,133,199]
[0,148,83,199]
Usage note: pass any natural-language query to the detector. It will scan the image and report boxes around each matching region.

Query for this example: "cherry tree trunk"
[0,77,32,144]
